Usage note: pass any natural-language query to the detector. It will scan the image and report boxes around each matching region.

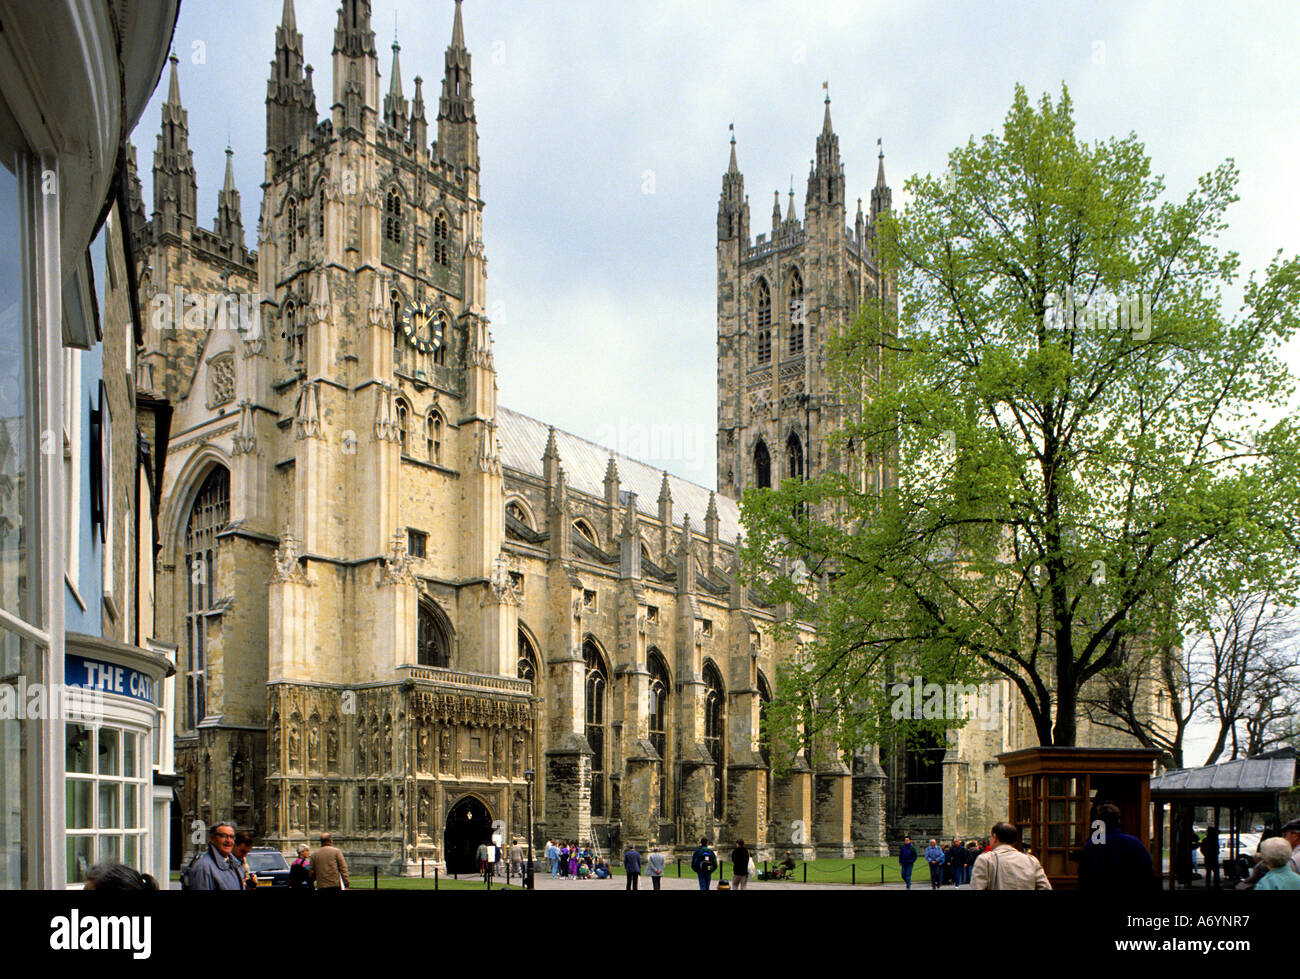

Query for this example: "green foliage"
[741,85,1300,752]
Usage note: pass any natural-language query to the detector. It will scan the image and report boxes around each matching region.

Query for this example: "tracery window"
[648,650,670,818]
[433,213,450,266]
[584,640,608,817]
[426,410,444,464]
[286,198,297,256]
[703,661,725,820]
[385,189,403,244]
[756,278,772,365]
[418,603,450,668]
[788,268,804,355]
[183,468,229,732]
[754,440,771,489]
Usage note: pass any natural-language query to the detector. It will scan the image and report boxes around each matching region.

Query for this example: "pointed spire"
[728,123,739,174]
[772,190,781,232]
[452,0,466,49]
[268,0,315,162]
[384,38,409,132]
[822,81,833,136]
[282,0,296,31]
[718,124,747,242]
[222,144,236,194]
[410,75,428,147]
[871,137,892,221]
[604,453,620,485]
[165,50,182,105]
[657,471,673,504]
[153,52,197,235]
[438,0,478,169]
[808,81,844,211]
[876,138,887,186]
[389,40,403,98]
[787,186,797,224]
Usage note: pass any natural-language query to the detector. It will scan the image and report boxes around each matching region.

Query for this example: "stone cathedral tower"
[716,94,895,501]
[142,1,893,874]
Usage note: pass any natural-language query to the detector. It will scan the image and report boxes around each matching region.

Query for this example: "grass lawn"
[598,853,923,886]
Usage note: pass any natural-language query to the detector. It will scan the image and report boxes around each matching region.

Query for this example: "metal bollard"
[421,859,425,879]
[852,864,856,885]
[880,865,884,885]
[434,868,439,891]
[802,863,806,883]
[373,867,378,889]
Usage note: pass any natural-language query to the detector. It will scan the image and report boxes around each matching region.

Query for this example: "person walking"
[690,837,718,891]
[559,841,570,878]
[971,823,1051,890]
[546,839,559,879]
[568,843,579,879]
[183,822,246,890]
[510,839,524,881]
[898,836,917,889]
[288,843,313,890]
[924,839,943,889]
[309,832,350,891]
[624,843,643,890]
[232,830,260,888]
[952,838,970,885]
[730,839,751,891]
[646,845,666,891]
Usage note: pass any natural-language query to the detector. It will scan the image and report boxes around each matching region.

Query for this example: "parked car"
[245,847,292,888]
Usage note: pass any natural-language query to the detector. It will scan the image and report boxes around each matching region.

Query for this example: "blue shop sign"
[65,654,155,705]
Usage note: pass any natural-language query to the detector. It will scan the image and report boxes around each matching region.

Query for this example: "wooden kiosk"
[998,747,1161,889]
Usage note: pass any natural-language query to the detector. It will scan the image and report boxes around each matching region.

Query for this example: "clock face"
[401,301,442,354]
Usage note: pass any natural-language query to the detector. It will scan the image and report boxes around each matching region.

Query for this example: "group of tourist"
[543,839,613,880]
[898,835,987,889]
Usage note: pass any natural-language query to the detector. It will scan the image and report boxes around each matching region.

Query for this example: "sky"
[133,0,1300,766]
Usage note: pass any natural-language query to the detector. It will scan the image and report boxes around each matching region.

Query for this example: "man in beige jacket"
[971,822,1052,890]
[309,832,350,890]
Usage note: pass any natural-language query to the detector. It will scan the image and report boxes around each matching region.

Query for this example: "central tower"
[715,95,894,501]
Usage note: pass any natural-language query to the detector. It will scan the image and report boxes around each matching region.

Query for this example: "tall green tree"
[741,85,1300,753]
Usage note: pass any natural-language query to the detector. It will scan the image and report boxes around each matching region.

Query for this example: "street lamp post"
[524,769,535,889]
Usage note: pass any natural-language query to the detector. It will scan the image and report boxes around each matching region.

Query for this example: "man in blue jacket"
[623,843,642,890]
[184,822,246,890]
[898,836,918,889]
[924,839,944,889]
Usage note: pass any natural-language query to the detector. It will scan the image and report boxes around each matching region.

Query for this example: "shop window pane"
[67,836,93,885]
[1048,776,1066,796]
[1049,800,1065,822]
[124,783,138,829]
[122,731,137,778]
[0,154,28,622]
[98,783,120,828]
[99,834,120,862]
[98,727,119,776]
[66,779,92,830]
[123,834,137,868]
[66,723,93,774]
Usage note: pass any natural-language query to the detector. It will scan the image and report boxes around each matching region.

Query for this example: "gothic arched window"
[788,269,805,355]
[418,602,450,668]
[434,213,450,266]
[703,661,726,819]
[584,639,608,817]
[282,303,304,368]
[754,440,771,489]
[517,630,538,684]
[573,519,598,548]
[318,187,326,238]
[396,398,410,455]
[183,468,230,733]
[385,189,403,243]
[426,410,444,464]
[756,278,772,365]
[286,198,298,256]
[506,500,531,529]
[758,670,773,808]
[787,433,804,482]
[648,650,670,818]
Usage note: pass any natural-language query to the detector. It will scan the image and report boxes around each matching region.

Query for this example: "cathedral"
[125,0,1153,873]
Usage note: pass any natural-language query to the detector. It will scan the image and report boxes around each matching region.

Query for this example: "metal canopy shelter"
[1149,748,1297,890]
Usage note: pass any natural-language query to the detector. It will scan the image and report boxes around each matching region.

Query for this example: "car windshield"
[246,851,289,872]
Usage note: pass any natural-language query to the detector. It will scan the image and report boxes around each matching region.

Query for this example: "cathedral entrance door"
[444,796,493,875]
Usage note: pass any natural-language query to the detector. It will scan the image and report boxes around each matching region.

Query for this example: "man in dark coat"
[1078,803,1157,892]
[690,838,717,891]
[898,836,918,889]
[623,844,642,890]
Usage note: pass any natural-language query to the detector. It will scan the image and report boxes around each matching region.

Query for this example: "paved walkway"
[520,873,970,892]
